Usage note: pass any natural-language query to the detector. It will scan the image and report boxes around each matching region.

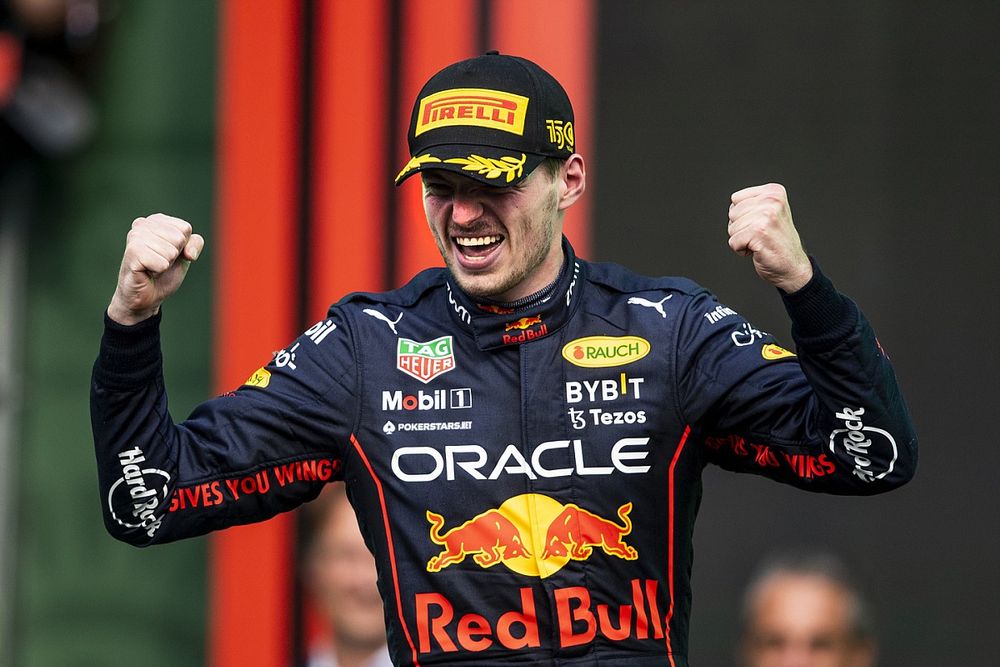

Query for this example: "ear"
[556,153,587,212]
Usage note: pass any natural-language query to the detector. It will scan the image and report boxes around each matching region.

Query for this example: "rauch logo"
[562,336,650,368]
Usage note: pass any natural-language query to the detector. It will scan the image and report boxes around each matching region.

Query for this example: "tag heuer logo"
[397,336,456,383]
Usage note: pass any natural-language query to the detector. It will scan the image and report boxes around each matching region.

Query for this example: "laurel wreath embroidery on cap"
[395,153,442,182]
[396,152,527,183]
[445,153,526,182]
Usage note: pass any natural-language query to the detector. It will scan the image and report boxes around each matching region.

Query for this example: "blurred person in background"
[738,550,877,667]
[0,0,99,172]
[300,484,391,667]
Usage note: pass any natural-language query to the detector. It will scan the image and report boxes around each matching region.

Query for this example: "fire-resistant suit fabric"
[91,238,916,666]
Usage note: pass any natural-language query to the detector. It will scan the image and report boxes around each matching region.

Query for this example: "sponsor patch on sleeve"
[244,367,271,388]
[761,344,796,360]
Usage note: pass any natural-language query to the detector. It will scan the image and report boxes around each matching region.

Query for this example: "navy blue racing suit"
[91,238,916,666]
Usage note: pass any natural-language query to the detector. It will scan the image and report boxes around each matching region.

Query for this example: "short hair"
[740,549,875,642]
[538,156,566,180]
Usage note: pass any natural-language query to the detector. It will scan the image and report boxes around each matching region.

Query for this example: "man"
[301,485,392,667]
[91,52,917,666]
[738,551,877,667]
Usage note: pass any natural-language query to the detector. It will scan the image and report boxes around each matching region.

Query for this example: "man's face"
[741,574,875,667]
[421,165,564,302]
[307,495,386,652]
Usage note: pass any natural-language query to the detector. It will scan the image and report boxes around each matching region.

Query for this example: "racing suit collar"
[445,236,584,351]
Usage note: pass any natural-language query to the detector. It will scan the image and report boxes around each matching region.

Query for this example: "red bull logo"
[501,315,548,345]
[415,579,669,654]
[477,303,515,315]
[425,494,637,577]
[417,497,675,657]
[504,315,543,332]
[540,502,637,561]
[426,509,531,572]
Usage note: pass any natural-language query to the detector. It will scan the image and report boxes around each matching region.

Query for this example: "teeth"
[455,235,502,247]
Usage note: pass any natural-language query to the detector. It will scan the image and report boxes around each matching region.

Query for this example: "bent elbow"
[886,435,919,489]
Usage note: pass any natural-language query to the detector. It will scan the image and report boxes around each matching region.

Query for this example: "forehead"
[751,574,853,633]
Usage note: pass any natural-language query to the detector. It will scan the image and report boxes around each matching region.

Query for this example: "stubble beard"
[437,188,560,301]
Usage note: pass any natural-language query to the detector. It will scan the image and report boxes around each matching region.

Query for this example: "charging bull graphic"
[541,501,637,561]
[426,495,638,576]
[504,315,543,332]
[426,508,531,572]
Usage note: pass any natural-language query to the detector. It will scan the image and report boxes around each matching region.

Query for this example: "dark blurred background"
[2,1,996,665]
[595,2,999,665]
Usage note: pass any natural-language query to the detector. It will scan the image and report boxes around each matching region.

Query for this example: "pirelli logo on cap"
[416,88,528,136]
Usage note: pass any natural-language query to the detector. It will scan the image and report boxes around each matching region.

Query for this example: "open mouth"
[453,234,505,264]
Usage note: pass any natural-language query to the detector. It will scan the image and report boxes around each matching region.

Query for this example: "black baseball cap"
[394,51,575,186]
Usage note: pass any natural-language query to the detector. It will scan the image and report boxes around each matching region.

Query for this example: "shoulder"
[572,259,727,335]
[331,268,449,312]
[583,258,711,300]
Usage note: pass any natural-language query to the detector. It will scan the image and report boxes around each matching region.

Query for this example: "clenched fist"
[107,214,205,325]
[727,183,813,293]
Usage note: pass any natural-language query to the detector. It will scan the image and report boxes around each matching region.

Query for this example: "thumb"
[183,233,205,262]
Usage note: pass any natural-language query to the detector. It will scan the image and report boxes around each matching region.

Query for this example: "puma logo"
[627,295,673,318]
[363,308,403,334]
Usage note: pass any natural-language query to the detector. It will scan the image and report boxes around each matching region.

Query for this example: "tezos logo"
[397,336,456,383]
[108,447,170,538]
[561,336,650,368]
[828,407,898,482]
[565,375,647,430]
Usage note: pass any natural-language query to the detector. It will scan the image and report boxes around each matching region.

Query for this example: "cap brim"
[394,145,545,187]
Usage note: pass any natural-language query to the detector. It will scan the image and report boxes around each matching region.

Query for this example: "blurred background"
[1,1,996,665]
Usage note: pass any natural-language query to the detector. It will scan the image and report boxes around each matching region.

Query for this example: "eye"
[480,185,515,199]
[422,182,452,197]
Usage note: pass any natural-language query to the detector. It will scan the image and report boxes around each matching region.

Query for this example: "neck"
[333,643,383,667]
[478,252,567,312]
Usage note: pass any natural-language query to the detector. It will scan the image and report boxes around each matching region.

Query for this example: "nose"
[450,192,483,226]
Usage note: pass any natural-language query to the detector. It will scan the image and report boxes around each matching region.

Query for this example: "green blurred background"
[8,2,215,665]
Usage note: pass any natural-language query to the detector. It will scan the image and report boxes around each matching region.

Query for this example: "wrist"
[107,295,159,326]
[774,259,814,294]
